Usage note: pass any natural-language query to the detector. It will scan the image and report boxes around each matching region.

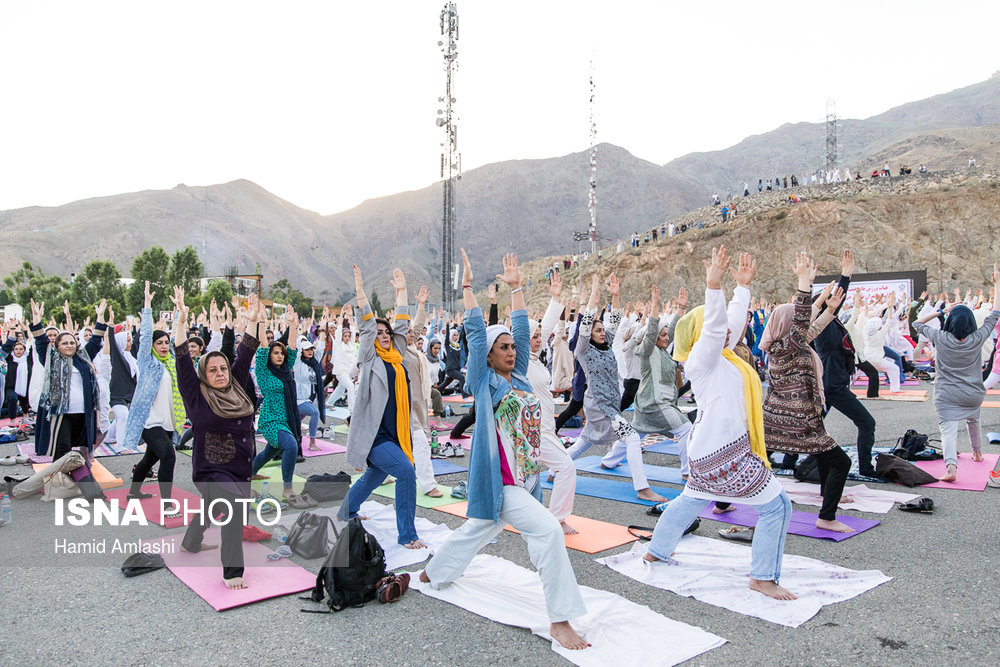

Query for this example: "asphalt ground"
[1,382,999,666]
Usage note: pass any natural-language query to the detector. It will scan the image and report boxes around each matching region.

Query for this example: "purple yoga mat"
[698,504,880,541]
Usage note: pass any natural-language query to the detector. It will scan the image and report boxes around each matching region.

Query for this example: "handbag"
[286,511,338,559]
[874,453,938,487]
[301,473,351,503]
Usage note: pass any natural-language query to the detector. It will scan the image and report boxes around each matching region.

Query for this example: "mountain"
[1,74,999,300]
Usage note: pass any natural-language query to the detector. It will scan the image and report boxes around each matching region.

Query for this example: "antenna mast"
[437,3,460,311]
[588,60,598,254]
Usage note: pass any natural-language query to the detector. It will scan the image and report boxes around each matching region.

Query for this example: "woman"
[174,287,263,591]
[631,285,692,476]
[3,331,33,422]
[914,268,1000,482]
[644,246,796,602]
[528,272,579,534]
[437,325,466,395]
[420,250,589,651]
[862,293,902,394]
[761,252,854,533]
[30,298,108,459]
[565,273,666,503]
[293,332,326,452]
[328,308,358,413]
[339,265,426,549]
[251,307,307,507]
[122,281,180,504]
[104,320,138,448]
[405,285,443,497]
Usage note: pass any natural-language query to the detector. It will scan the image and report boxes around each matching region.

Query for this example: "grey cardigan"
[345,303,413,469]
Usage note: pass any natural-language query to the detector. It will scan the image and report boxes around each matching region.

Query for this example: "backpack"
[301,517,388,612]
[892,429,942,461]
[301,472,351,503]
[793,455,821,483]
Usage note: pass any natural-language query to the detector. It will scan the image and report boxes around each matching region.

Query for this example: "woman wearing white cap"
[293,328,327,452]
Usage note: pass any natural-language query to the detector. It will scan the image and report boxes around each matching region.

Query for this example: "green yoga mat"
[349,474,462,508]
[252,472,306,496]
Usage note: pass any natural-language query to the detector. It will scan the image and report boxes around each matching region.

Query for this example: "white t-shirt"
[67,366,85,414]
[144,368,175,431]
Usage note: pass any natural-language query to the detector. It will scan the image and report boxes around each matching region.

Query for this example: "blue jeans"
[647,491,793,583]
[338,439,418,544]
[250,429,298,492]
[298,401,320,438]
[883,346,906,384]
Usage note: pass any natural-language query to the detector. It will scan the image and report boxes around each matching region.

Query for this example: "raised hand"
[143,281,155,309]
[827,287,846,311]
[676,286,688,309]
[486,283,496,303]
[460,247,473,286]
[730,252,756,288]
[548,271,563,299]
[414,285,429,306]
[650,285,660,317]
[607,273,620,296]
[703,245,732,290]
[841,249,855,277]
[390,268,406,294]
[496,253,523,288]
[95,299,108,325]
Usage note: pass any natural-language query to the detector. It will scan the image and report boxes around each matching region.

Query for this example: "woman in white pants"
[405,285,442,497]
[328,309,358,413]
[862,293,901,394]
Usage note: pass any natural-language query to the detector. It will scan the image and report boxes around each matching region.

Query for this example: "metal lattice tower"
[588,61,598,254]
[825,97,838,170]
[437,3,460,311]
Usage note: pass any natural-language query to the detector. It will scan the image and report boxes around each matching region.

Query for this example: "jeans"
[297,401,320,438]
[647,491,792,583]
[251,429,298,491]
[824,386,877,475]
[939,417,983,467]
[338,439,419,544]
[4,388,29,420]
[882,346,906,384]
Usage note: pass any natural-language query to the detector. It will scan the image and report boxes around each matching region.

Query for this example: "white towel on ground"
[412,553,726,666]
[358,500,453,570]
[597,536,890,628]
[777,478,921,514]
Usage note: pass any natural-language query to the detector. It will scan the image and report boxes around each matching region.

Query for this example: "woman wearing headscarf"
[3,328,33,422]
[122,282,181,503]
[914,267,1000,482]
[644,246,796,602]
[173,287,263,591]
[761,252,854,533]
[104,316,139,448]
[293,329,326,452]
[328,307,358,414]
[339,265,427,549]
[631,284,691,476]
[29,298,109,459]
[861,292,902,394]
[405,284,443,497]
[437,323,466,395]
[251,307,305,506]
[564,273,666,503]
[420,250,589,651]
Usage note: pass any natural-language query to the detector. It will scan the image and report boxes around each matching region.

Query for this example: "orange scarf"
[375,340,413,464]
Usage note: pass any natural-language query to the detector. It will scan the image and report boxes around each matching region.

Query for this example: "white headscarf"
[10,343,29,396]
[115,330,138,378]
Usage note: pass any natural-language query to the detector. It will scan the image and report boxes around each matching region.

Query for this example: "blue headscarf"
[943,304,977,340]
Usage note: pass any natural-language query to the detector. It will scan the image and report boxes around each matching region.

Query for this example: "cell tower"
[825,97,838,170]
[436,3,461,311]
[587,61,598,254]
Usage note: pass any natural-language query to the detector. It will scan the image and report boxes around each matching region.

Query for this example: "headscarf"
[42,332,99,416]
[943,304,977,340]
[266,342,302,444]
[374,337,412,463]
[10,342,29,396]
[759,304,826,407]
[114,330,138,379]
[425,340,442,364]
[864,316,883,339]
[197,351,254,419]
[151,330,185,430]
[672,305,770,469]
[486,325,511,353]
[449,328,461,350]
[298,346,326,422]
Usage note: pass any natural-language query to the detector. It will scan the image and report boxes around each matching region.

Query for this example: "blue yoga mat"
[988,432,1000,444]
[574,455,685,485]
[643,439,680,456]
[541,475,682,506]
[432,458,468,475]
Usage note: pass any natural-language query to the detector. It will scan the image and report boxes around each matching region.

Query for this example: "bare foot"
[251,474,268,481]
[405,539,428,550]
[600,462,620,470]
[180,543,219,553]
[939,464,958,482]
[972,451,984,462]
[749,578,798,600]
[839,495,855,504]
[560,520,579,535]
[425,488,444,498]
[308,438,320,451]
[224,576,248,590]
[550,621,589,650]
[642,551,661,563]
[712,504,737,514]
[637,488,667,503]
[419,570,430,583]
[815,518,855,533]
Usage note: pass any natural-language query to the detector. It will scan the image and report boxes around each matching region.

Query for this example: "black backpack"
[301,517,388,612]
[301,472,351,502]
[893,429,942,461]
[793,455,821,483]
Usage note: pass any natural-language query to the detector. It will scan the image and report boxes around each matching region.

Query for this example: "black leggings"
[4,389,29,420]
[51,413,88,460]
[450,410,476,438]
[815,446,852,521]
[438,370,467,395]
[131,427,176,499]
[857,360,880,398]
[181,483,245,580]
[554,398,584,434]
[620,378,640,411]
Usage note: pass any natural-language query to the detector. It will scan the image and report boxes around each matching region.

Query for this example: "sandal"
[298,492,319,508]
[285,493,311,510]
[898,497,934,513]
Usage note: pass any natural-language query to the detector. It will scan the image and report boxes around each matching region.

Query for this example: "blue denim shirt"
[464,307,541,522]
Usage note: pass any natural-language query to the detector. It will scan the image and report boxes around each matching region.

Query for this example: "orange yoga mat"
[982,401,1000,408]
[850,389,928,402]
[32,459,124,490]
[434,501,638,554]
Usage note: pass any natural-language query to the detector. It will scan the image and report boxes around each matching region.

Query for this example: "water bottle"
[272,525,288,543]
[260,479,271,499]
[443,405,453,418]
[1,493,11,527]
[430,429,439,456]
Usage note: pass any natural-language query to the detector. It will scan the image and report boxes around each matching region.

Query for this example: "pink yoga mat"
[698,504,880,541]
[852,379,920,386]
[103,484,203,528]
[914,453,1000,491]
[141,529,316,611]
[301,438,346,457]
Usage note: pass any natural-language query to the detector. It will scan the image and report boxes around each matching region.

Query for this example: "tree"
[127,247,171,313]
[267,277,312,315]
[200,279,235,310]
[369,289,383,315]
[69,260,125,316]
[168,245,203,295]
[3,262,69,319]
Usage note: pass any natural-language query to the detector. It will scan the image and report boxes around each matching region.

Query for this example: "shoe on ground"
[451,444,465,457]
[450,481,468,500]
[986,471,1000,488]
[15,454,29,465]
[0,456,17,466]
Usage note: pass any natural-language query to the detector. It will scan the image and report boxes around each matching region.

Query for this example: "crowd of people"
[4,243,1000,651]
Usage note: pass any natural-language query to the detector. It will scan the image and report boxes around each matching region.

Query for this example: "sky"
[1,1,998,215]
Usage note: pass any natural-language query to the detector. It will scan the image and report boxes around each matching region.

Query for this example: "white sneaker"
[451,443,465,457]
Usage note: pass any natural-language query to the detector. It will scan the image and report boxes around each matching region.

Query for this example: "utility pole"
[588,60,598,254]
[436,3,461,311]
[573,231,589,293]
[825,98,838,171]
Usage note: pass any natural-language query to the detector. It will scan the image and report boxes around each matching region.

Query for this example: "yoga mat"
[435,501,639,554]
[643,440,681,456]
[431,458,468,475]
[851,379,920,386]
[850,389,928,402]
[574,455,685,485]
[332,424,350,434]
[776,479,921,514]
[251,473,306,497]
[350,474,462,508]
[597,537,891,628]
[92,442,146,458]
[326,406,351,421]
[771,446,891,484]
[981,401,1000,408]
[697,504,880,541]
[429,420,456,430]
[140,529,316,611]
[559,427,583,438]
[103,484,203,528]
[914,452,1000,491]
[442,395,473,404]
[413,554,727,666]
[31,459,124,490]
[541,475,682,506]
[301,438,346,457]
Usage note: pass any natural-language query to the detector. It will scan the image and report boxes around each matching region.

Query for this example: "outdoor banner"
[812,276,913,309]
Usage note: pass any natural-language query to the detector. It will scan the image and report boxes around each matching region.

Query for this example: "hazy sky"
[1,1,997,215]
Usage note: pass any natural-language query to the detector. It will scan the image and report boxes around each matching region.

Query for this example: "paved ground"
[2,383,999,666]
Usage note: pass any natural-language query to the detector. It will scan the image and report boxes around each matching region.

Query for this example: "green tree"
[127,246,171,313]
[200,279,235,310]
[2,262,70,319]
[168,245,204,295]
[69,260,126,317]
[369,289,383,315]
